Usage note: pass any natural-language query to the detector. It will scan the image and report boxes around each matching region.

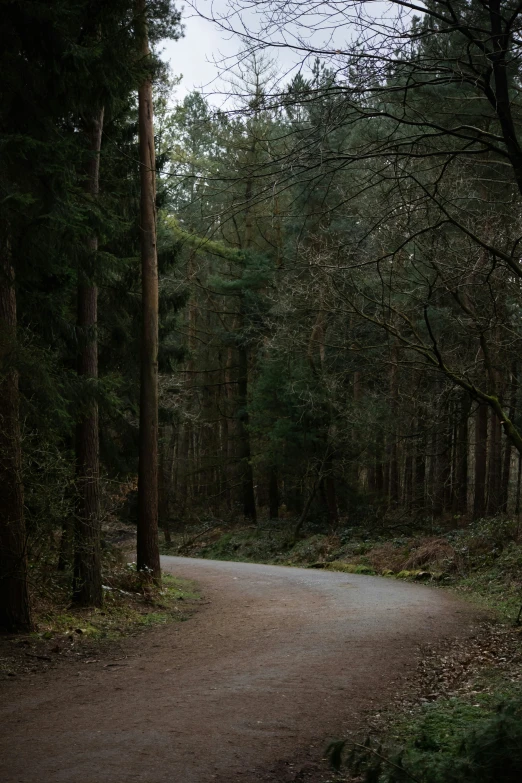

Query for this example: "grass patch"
[33,569,199,641]
[1,565,200,680]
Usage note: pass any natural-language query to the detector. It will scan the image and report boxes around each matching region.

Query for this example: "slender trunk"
[159,425,172,545]
[73,107,104,607]
[501,367,517,512]
[383,461,390,500]
[449,402,458,511]
[501,436,512,514]
[136,0,160,579]
[388,347,399,504]
[237,336,256,521]
[403,454,413,510]
[432,426,445,516]
[0,240,32,631]
[225,343,238,511]
[413,410,426,512]
[473,402,488,519]
[515,452,522,516]
[367,464,376,494]
[456,393,471,515]
[414,447,426,511]
[293,481,318,542]
[324,475,339,527]
[235,144,257,522]
[375,429,384,494]
[269,465,279,519]
[57,517,73,572]
[487,409,502,516]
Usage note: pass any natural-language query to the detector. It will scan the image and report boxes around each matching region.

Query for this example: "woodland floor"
[0,556,478,783]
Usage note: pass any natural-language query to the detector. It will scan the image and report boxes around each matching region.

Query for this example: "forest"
[2,0,522,637]
[4,2,522,782]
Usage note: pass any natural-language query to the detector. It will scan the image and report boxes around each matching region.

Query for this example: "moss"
[326,561,376,575]
[33,573,199,641]
[167,518,522,623]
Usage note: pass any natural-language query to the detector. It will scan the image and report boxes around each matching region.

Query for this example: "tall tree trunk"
[431,426,445,516]
[57,517,73,572]
[516,452,522,516]
[136,0,160,579]
[501,366,517,512]
[159,425,172,545]
[323,474,339,527]
[414,454,426,511]
[73,107,104,607]
[269,465,279,519]
[473,402,488,519]
[237,335,256,521]
[455,392,471,515]
[487,409,502,516]
[235,140,258,522]
[0,240,32,631]
[225,343,239,511]
[375,428,385,495]
[403,454,413,510]
[388,347,399,504]
[501,434,512,514]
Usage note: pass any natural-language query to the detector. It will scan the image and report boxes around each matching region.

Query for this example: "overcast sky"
[160,8,309,106]
[160,2,407,107]
[159,2,375,105]
[160,13,225,100]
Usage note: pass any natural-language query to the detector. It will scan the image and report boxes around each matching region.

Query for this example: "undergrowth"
[330,688,522,782]
[169,516,522,782]
[34,569,198,641]
[0,554,199,680]
[166,515,522,621]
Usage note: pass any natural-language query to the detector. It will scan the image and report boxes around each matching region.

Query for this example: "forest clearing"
[3,0,522,781]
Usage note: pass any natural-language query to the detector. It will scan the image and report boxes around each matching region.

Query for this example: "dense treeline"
[0,0,181,629]
[3,0,522,629]
[160,0,522,534]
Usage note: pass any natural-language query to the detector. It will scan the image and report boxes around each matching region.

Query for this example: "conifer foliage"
[0,0,181,630]
[4,0,522,629]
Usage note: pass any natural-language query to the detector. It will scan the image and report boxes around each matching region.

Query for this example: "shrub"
[331,698,522,783]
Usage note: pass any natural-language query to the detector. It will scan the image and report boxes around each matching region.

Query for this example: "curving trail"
[0,557,474,783]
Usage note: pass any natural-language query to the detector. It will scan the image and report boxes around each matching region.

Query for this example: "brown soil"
[0,556,477,783]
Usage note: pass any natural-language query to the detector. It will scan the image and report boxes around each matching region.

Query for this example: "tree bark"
[388,347,399,504]
[473,402,488,519]
[235,139,257,522]
[403,454,413,510]
[73,107,104,607]
[455,393,471,515]
[487,409,503,516]
[159,425,172,545]
[237,337,256,521]
[0,240,32,631]
[515,452,522,516]
[413,419,426,512]
[431,425,445,517]
[501,367,517,512]
[268,465,279,519]
[136,0,160,579]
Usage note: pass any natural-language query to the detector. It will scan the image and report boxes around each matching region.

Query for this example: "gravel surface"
[0,556,476,783]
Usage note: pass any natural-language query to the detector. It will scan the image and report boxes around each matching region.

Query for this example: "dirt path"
[0,557,475,783]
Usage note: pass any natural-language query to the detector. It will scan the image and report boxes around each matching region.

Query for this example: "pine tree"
[136,0,161,579]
